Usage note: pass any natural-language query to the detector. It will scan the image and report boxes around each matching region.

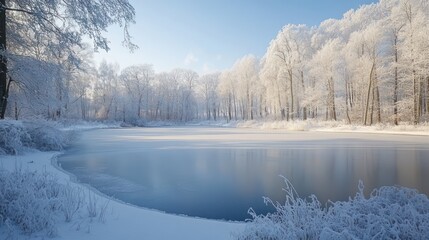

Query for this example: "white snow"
[236,178,429,240]
[1,120,428,239]
[0,152,244,240]
[231,120,429,136]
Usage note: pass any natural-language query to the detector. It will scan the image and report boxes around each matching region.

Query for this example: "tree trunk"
[393,35,399,125]
[426,77,429,114]
[349,81,354,109]
[286,106,290,121]
[364,63,375,125]
[419,78,423,118]
[0,0,7,119]
[123,104,126,122]
[81,98,85,119]
[138,95,142,118]
[370,86,374,125]
[288,70,294,120]
[373,70,381,123]
[300,71,307,120]
[228,94,232,121]
[345,76,351,124]
[413,70,418,124]
[14,101,18,120]
[327,76,336,121]
[233,92,237,120]
[206,99,210,120]
[325,106,328,121]
[246,84,251,120]
[277,87,283,120]
[250,96,253,120]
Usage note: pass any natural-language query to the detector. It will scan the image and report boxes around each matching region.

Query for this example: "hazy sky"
[93,0,378,73]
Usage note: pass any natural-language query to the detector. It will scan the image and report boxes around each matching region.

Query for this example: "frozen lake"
[58,127,429,221]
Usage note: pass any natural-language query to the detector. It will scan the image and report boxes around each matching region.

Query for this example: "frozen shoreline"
[1,121,428,239]
[0,151,244,240]
[192,120,429,136]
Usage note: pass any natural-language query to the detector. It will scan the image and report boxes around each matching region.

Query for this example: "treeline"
[6,0,429,125]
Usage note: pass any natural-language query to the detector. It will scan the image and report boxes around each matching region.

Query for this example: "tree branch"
[3,7,35,15]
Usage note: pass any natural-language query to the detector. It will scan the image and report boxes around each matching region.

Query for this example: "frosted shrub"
[86,190,110,223]
[323,184,429,239]
[0,122,30,155]
[87,190,98,218]
[22,121,74,151]
[0,167,106,237]
[0,168,61,236]
[237,178,429,240]
[0,120,74,155]
[61,184,84,222]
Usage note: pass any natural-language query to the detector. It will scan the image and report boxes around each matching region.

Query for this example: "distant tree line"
[3,0,429,125]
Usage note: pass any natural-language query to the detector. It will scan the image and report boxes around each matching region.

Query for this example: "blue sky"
[94,0,378,73]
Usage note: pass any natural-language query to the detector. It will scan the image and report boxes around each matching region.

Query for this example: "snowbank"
[54,119,122,131]
[0,119,120,155]
[137,119,237,128]
[232,119,429,136]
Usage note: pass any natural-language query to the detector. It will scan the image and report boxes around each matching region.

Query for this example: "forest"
[2,0,429,126]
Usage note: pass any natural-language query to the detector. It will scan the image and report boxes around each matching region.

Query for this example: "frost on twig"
[0,167,110,238]
[237,177,429,240]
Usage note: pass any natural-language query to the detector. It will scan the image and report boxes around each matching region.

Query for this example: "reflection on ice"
[59,127,429,221]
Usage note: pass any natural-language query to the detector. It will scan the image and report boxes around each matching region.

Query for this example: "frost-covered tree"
[271,26,298,120]
[310,39,343,121]
[2,0,427,126]
[230,55,259,120]
[177,69,199,121]
[120,64,154,120]
[93,61,120,120]
[345,23,386,125]
[6,55,60,119]
[260,50,286,119]
[143,69,200,121]
[256,0,429,124]
[395,0,429,124]
[199,73,220,120]
[218,70,238,121]
[261,25,313,121]
[0,0,136,119]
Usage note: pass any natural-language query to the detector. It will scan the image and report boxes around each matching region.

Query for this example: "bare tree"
[0,0,137,118]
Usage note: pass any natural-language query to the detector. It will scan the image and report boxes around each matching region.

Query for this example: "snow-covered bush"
[0,120,75,155]
[236,177,429,240]
[22,121,74,151]
[0,167,109,237]
[0,122,30,155]
[0,168,62,236]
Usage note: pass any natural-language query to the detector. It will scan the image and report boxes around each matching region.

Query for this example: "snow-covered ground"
[231,120,429,136]
[0,120,243,239]
[0,153,244,240]
[1,119,428,239]
[113,119,429,136]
